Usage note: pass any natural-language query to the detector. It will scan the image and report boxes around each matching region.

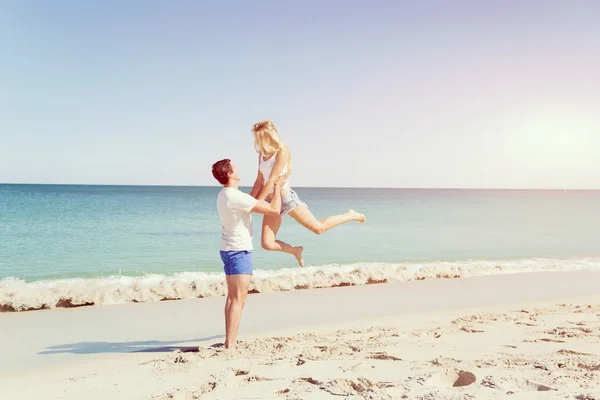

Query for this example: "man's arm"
[251,180,283,216]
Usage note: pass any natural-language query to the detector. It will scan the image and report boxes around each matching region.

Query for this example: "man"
[211,158,285,349]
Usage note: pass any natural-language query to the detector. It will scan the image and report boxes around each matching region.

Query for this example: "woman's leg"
[288,206,366,235]
[261,214,304,266]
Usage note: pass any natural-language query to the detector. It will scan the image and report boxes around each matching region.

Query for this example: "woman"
[249,120,366,267]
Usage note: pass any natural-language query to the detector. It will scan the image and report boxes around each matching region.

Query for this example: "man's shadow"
[37,335,223,355]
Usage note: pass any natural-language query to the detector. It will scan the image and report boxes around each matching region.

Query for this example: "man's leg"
[224,275,233,343]
[224,273,252,349]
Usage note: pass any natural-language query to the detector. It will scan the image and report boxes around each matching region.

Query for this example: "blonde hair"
[252,120,293,173]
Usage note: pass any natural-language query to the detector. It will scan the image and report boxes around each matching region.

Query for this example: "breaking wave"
[1,257,598,312]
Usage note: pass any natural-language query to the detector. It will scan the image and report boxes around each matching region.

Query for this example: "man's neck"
[224,183,238,190]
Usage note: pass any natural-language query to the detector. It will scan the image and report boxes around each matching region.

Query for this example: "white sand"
[1,270,599,399]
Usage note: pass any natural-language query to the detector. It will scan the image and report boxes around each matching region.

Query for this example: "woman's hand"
[276,173,288,188]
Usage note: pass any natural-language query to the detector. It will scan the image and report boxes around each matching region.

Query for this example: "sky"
[1,0,599,189]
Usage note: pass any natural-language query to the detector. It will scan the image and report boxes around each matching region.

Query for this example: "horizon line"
[0,183,597,191]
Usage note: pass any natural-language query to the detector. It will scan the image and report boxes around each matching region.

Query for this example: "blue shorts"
[220,250,253,275]
[266,188,307,215]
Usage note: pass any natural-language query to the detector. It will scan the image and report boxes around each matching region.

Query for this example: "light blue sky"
[1,0,599,188]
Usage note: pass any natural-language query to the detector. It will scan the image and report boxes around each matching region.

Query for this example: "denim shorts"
[220,250,253,275]
[266,188,307,215]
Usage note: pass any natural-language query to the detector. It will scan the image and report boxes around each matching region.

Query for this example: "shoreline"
[2,271,599,369]
[2,257,599,312]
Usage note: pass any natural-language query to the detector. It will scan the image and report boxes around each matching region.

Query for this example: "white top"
[259,152,290,192]
[216,187,257,251]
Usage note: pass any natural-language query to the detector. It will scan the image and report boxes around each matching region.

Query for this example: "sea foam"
[1,257,598,312]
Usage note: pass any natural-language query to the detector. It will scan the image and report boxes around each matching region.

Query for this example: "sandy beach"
[1,270,599,399]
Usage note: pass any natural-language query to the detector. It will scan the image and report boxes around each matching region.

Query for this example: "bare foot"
[349,209,366,223]
[224,342,235,350]
[293,246,304,267]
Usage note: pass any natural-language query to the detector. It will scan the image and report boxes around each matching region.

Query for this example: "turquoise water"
[1,184,599,310]
[1,184,600,281]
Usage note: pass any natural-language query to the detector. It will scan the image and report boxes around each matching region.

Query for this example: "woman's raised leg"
[261,214,304,266]
[288,206,365,235]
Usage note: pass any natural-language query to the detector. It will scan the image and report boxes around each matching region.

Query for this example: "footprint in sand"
[556,349,593,356]
[524,338,565,343]
[515,321,537,327]
[569,321,588,326]
[545,327,591,338]
[459,326,485,333]
[298,376,321,385]
[480,376,502,389]
[366,352,402,361]
[578,363,600,371]
[245,375,277,383]
[575,395,597,400]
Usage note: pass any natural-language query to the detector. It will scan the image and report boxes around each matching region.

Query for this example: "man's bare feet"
[210,343,229,353]
[349,209,366,223]
[292,246,304,267]
[223,341,235,350]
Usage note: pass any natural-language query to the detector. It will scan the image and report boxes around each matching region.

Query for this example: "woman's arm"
[249,155,264,199]
[256,149,288,201]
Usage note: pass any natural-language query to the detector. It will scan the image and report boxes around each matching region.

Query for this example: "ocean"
[1,184,599,311]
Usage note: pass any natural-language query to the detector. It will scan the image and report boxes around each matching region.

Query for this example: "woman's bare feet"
[292,246,304,267]
[348,209,366,223]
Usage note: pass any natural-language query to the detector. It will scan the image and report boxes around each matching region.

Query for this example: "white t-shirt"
[216,187,258,251]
